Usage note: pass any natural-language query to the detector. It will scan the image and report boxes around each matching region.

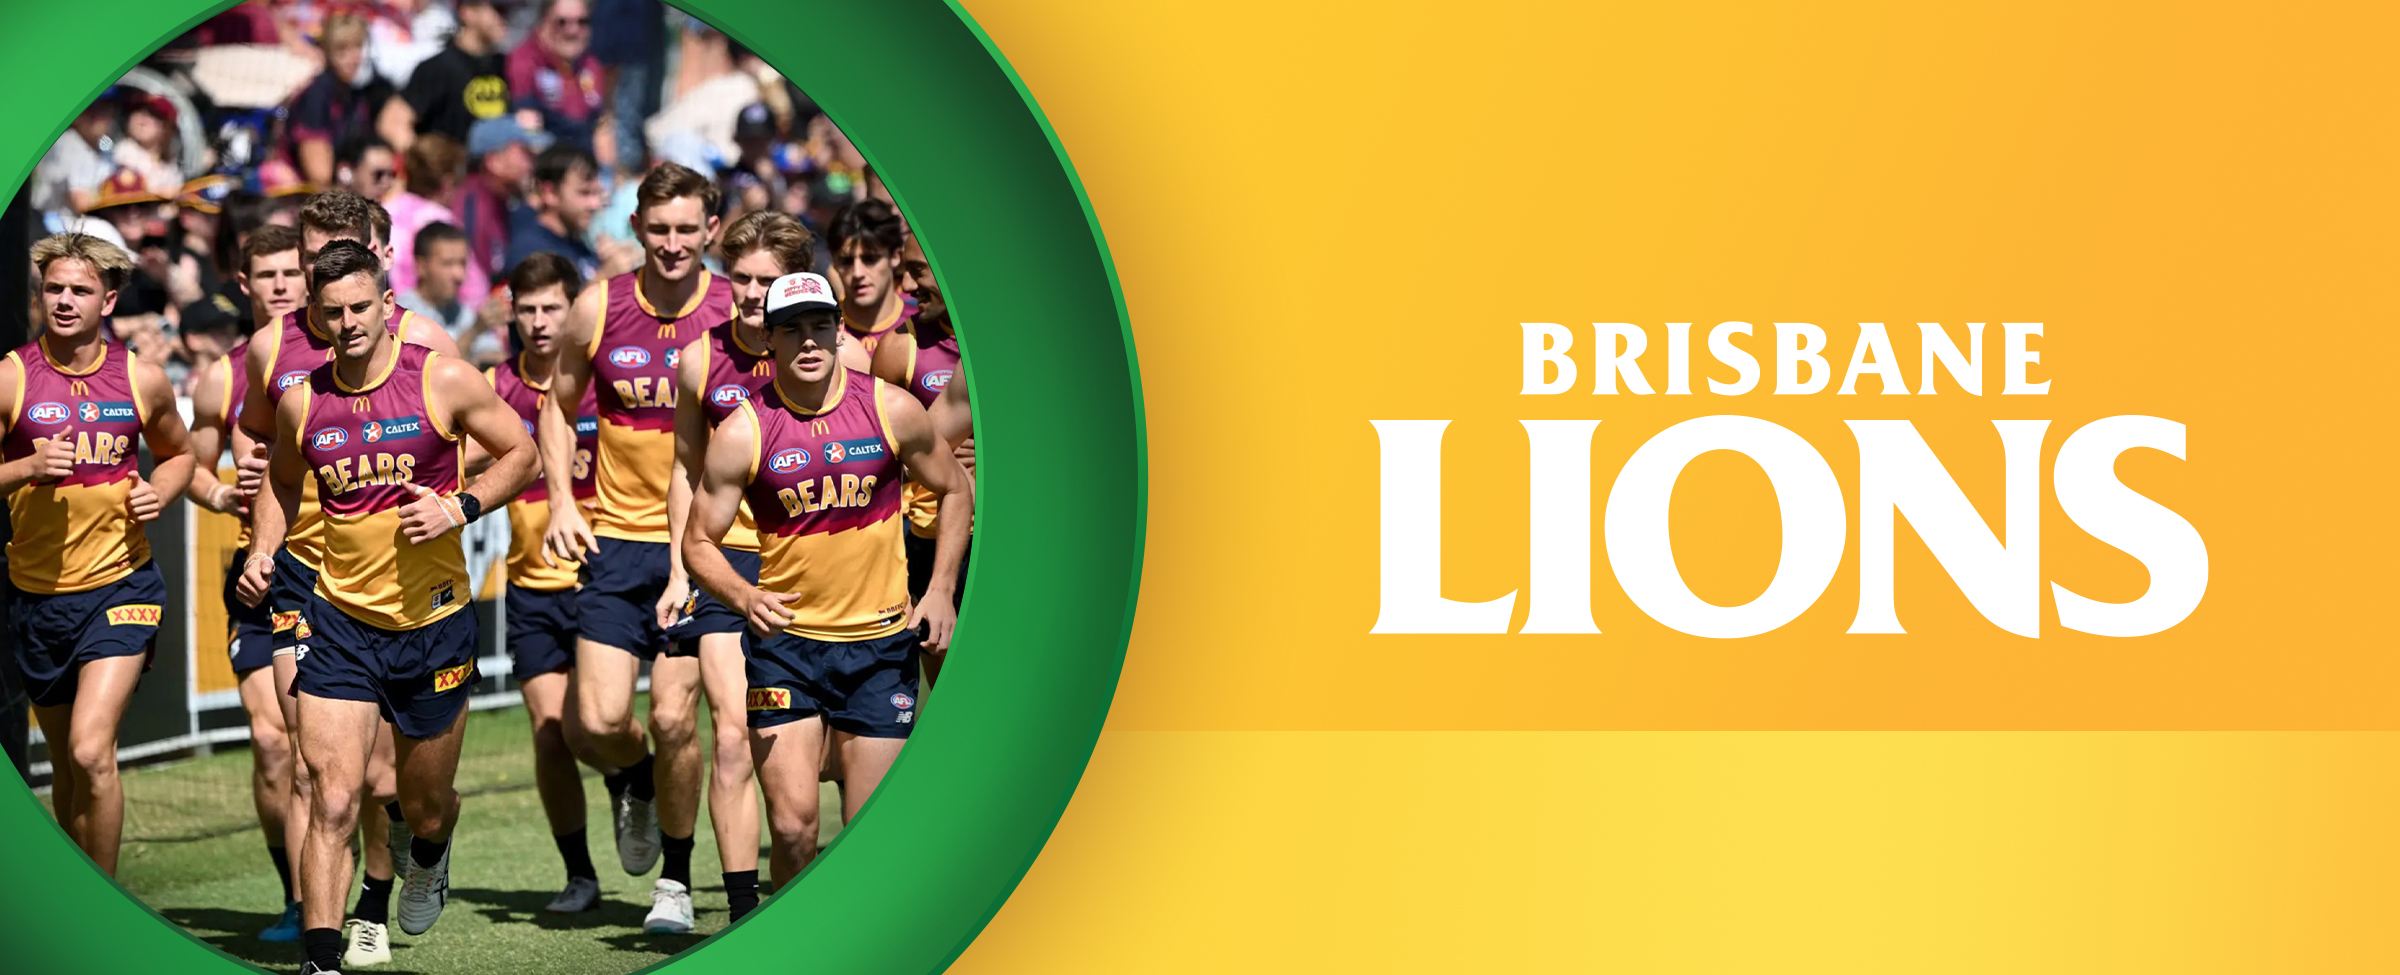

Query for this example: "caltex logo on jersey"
[313,428,348,450]
[890,693,915,711]
[712,384,749,408]
[97,402,136,421]
[362,416,424,442]
[609,346,651,368]
[769,448,810,473]
[277,370,310,390]
[665,347,680,368]
[25,402,67,424]
[922,370,953,391]
[77,402,98,422]
[824,438,887,465]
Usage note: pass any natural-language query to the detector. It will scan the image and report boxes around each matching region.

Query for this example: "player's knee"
[67,738,117,782]
[401,791,455,836]
[251,718,291,761]
[648,706,697,750]
[767,801,818,843]
[313,782,362,825]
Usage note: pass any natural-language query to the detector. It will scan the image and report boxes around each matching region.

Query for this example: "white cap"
[765,272,840,325]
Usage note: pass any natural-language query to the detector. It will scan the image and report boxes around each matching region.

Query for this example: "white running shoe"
[545,875,600,913]
[614,790,662,874]
[342,919,391,968]
[395,835,451,936]
[643,878,694,934]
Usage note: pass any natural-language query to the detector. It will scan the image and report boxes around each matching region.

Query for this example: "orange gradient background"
[934,0,2397,970]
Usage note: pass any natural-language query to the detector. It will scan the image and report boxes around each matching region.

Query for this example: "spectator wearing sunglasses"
[507,0,608,155]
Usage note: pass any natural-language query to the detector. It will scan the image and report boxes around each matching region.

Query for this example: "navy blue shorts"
[667,549,761,652]
[10,562,164,709]
[574,539,691,659]
[743,629,920,737]
[268,547,321,655]
[222,560,275,675]
[506,584,579,678]
[905,532,970,609]
[294,593,479,740]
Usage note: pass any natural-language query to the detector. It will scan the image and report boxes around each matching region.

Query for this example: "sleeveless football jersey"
[742,368,908,640]
[220,340,255,548]
[586,268,732,542]
[296,345,467,630]
[845,293,918,356]
[2,339,151,593]
[896,335,961,539]
[695,321,773,552]
[257,304,424,568]
[490,353,598,591]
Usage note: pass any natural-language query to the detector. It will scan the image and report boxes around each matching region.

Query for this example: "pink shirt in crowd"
[386,190,491,309]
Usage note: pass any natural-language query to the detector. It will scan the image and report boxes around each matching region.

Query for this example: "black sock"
[354,873,394,926]
[266,844,294,904]
[383,801,405,823]
[724,870,759,920]
[410,834,446,870]
[660,833,694,886]
[303,927,342,970]
[555,828,597,881]
[624,752,657,802]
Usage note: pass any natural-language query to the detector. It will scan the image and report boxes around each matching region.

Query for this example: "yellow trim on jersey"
[4,352,23,427]
[584,276,611,361]
[336,343,402,394]
[38,335,106,376]
[219,351,237,417]
[127,349,149,423]
[731,322,769,357]
[421,351,461,441]
[303,305,333,342]
[739,399,762,482]
[694,336,712,389]
[515,352,552,392]
[771,368,845,417]
[874,380,898,455]
[292,384,314,455]
[633,267,714,320]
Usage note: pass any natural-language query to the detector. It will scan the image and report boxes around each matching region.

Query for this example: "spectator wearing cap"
[388,132,492,306]
[115,93,184,197]
[505,143,604,282]
[30,102,117,229]
[174,292,248,392]
[507,0,607,154]
[289,12,396,189]
[460,115,550,287]
[381,0,515,155]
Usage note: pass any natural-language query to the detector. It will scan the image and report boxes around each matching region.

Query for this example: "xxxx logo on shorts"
[432,662,474,693]
[106,604,163,626]
[271,611,302,633]
[746,688,792,711]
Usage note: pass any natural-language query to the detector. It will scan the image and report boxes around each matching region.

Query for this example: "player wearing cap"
[871,234,974,688]
[827,200,916,356]
[184,224,310,940]
[684,271,971,892]
[1,233,195,876]
[657,210,811,926]
[538,162,731,919]
[231,190,459,965]
[473,252,605,914]
[236,240,536,975]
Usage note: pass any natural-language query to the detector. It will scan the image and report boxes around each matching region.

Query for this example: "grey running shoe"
[545,875,600,913]
[395,835,451,936]
[614,790,661,874]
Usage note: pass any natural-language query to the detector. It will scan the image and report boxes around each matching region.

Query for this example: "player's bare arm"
[929,375,973,477]
[401,354,536,544]
[236,389,311,606]
[884,382,972,651]
[230,333,280,501]
[182,356,246,514]
[402,311,465,360]
[0,361,74,493]
[127,355,194,522]
[660,333,710,627]
[540,285,605,566]
[683,406,796,636]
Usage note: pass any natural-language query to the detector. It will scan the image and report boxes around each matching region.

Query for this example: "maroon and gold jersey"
[845,293,917,356]
[257,304,427,568]
[742,368,908,640]
[898,335,961,539]
[295,345,466,630]
[491,354,598,590]
[219,340,256,548]
[2,340,152,593]
[586,268,732,542]
[696,322,773,553]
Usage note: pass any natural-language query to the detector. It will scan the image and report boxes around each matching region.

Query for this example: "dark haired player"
[871,233,974,687]
[475,252,605,913]
[1,233,194,877]
[237,240,536,975]
[538,162,731,932]
[684,271,970,894]
[825,200,915,356]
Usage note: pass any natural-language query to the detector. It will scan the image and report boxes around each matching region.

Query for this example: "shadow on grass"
[593,930,707,956]
[449,885,649,933]
[156,906,427,974]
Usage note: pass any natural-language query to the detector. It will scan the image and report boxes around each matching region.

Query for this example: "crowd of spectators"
[25,0,881,391]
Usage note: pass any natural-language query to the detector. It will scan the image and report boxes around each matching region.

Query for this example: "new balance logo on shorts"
[106,604,162,626]
[746,688,791,711]
[432,663,473,693]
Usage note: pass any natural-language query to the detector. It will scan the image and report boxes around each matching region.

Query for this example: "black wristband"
[458,493,484,524]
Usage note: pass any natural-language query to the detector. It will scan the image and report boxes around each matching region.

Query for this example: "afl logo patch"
[77,402,99,422]
[890,693,915,711]
[608,346,651,368]
[276,370,311,390]
[747,688,792,710]
[921,370,953,392]
[25,402,67,424]
[711,384,749,408]
[769,448,810,473]
[312,428,348,450]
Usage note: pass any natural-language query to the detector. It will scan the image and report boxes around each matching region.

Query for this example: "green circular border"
[0,2,1145,972]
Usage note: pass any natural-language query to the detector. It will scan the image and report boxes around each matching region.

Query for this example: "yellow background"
[940,0,2397,970]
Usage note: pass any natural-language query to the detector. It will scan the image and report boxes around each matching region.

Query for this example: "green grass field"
[63,697,840,975]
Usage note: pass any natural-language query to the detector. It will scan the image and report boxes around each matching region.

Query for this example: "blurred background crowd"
[21,0,880,392]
